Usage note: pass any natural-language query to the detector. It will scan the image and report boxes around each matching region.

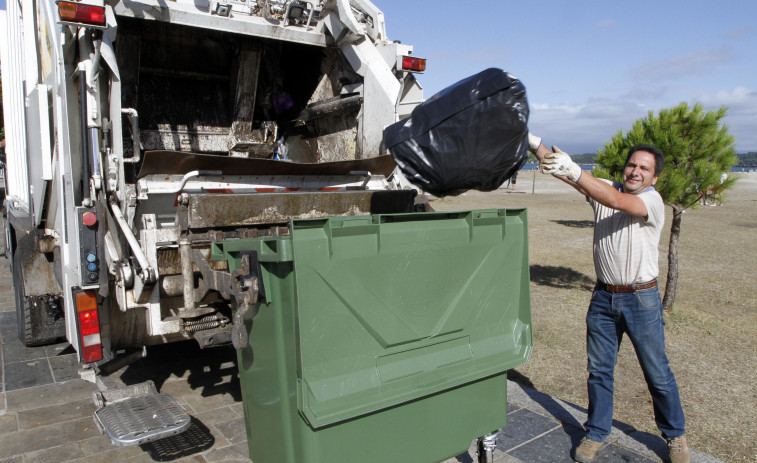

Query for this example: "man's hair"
[625,144,664,176]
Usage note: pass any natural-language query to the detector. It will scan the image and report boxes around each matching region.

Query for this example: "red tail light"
[401,56,426,73]
[57,1,106,28]
[75,290,103,363]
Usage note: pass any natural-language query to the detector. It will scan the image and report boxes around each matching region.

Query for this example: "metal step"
[93,381,191,446]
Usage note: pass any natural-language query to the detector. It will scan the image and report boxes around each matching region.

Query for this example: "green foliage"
[596,102,738,209]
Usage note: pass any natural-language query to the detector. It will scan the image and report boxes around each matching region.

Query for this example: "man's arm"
[573,169,649,218]
[527,135,649,218]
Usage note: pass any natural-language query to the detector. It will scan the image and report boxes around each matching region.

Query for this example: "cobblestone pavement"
[0,224,724,463]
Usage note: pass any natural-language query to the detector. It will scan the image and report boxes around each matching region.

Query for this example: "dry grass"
[432,172,757,463]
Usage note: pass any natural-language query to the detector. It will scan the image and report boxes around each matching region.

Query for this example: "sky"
[377,0,757,154]
[2,0,755,154]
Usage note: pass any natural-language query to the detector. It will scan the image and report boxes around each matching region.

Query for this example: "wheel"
[12,242,65,346]
[476,438,487,463]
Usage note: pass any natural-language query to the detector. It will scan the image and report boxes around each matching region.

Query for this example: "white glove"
[527,133,542,154]
[541,146,582,182]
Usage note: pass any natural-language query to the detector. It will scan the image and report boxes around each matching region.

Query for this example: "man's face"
[623,150,659,195]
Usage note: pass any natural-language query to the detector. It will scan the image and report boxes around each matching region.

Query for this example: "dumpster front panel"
[290,209,532,428]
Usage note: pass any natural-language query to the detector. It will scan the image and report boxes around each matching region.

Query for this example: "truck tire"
[13,246,65,346]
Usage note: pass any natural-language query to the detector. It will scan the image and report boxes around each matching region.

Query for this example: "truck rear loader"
[0,0,531,461]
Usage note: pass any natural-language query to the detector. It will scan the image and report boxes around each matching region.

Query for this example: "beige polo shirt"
[588,179,665,285]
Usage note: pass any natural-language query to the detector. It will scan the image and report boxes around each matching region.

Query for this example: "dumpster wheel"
[476,431,498,463]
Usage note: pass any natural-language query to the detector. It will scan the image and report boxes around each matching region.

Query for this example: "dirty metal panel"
[138,151,397,178]
[141,130,230,153]
[157,248,228,276]
[186,191,416,229]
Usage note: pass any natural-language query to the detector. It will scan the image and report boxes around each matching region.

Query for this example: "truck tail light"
[57,1,106,28]
[401,56,426,73]
[75,290,103,363]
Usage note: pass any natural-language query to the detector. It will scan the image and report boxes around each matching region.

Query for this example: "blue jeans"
[584,285,685,442]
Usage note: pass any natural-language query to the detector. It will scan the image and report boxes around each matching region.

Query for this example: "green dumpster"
[212,209,532,463]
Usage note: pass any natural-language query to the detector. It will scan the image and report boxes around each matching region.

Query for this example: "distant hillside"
[572,153,597,164]
[737,152,757,166]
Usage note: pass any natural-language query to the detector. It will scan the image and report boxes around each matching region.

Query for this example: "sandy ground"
[430,171,757,463]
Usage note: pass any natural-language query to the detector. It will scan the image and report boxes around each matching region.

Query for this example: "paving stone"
[597,443,660,463]
[3,359,54,391]
[48,355,80,383]
[229,402,244,415]
[172,455,207,463]
[1,340,48,365]
[6,379,98,411]
[0,420,69,459]
[17,398,94,430]
[79,434,145,457]
[65,447,156,463]
[507,425,582,463]
[20,442,86,463]
[494,453,528,463]
[174,386,241,414]
[497,407,561,452]
[193,405,243,426]
[0,414,18,435]
[202,441,252,463]
[212,416,247,444]
[44,342,76,358]
[506,400,522,413]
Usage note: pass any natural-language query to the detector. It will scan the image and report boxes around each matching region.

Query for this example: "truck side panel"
[1,3,31,212]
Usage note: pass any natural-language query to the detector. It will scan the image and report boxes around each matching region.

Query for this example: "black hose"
[79,68,91,204]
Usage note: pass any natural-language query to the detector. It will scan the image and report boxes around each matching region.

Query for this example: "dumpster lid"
[290,209,532,428]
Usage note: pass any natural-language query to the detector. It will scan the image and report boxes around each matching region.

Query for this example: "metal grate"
[94,392,191,446]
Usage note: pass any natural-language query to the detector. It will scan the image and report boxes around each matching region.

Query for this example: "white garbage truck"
[1,0,427,444]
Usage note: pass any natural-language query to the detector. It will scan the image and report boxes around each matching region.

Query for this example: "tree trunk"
[662,205,683,311]
[531,168,536,194]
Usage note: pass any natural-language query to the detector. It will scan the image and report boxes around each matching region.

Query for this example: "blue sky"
[3,0,755,153]
[378,0,757,154]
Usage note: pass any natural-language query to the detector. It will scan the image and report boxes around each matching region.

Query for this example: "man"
[527,135,689,463]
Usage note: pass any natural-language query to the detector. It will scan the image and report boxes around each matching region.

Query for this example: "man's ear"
[651,176,659,186]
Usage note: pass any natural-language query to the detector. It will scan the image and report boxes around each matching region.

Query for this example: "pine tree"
[594,102,738,311]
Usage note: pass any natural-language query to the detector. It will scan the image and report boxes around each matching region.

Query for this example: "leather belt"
[596,280,657,293]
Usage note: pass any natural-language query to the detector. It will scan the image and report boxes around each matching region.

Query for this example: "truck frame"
[2,0,428,446]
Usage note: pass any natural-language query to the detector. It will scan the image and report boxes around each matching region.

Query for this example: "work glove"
[541,146,582,182]
[527,133,542,154]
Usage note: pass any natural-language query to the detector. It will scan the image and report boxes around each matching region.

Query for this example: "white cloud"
[596,19,615,29]
[529,86,757,154]
[699,87,757,152]
[528,100,649,154]
[631,46,738,81]
[723,25,755,40]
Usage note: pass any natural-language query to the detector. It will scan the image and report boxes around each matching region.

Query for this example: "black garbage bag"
[384,68,530,196]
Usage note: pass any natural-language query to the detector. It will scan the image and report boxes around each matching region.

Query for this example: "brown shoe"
[573,436,602,462]
[667,435,691,463]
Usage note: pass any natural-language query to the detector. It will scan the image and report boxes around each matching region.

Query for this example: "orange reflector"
[74,289,103,363]
[57,1,106,27]
[402,56,426,72]
[74,290,98,312]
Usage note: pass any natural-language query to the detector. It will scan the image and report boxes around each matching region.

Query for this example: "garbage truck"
[1,0,532,460]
